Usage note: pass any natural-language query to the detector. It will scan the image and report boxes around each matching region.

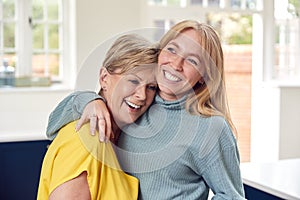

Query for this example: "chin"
[122,118,136,125]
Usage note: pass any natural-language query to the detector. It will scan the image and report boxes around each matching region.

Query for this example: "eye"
[129,79,140,85]
[186,57,199,66]
[167,47,176,54]
[147,84,157,91]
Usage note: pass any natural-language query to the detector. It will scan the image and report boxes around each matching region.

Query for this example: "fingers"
[89,115,97,136]
[104,115,113,141]
[75,114,88,132]
[75,99,113,143]
[75,113,97,135]
[98,114,113,143]
[76,114,113,143]
[98,117,106,142]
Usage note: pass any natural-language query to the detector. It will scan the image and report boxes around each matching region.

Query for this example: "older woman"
[37,34,158,200]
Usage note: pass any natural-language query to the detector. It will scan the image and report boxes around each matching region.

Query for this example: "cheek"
[186,67,202,83]
[114,81,135,95]
[158,50,169,65]
[145,91,156,105]
[110,85,130,107]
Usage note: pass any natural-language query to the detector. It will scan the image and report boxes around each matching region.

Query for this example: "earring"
[199,78,204,85]
[102,86,107,91]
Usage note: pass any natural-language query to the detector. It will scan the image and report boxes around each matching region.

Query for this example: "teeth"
[164,71,181,82]
[125,100,141,109]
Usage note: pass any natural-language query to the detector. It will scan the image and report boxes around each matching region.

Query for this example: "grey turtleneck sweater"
[46,91,245,200]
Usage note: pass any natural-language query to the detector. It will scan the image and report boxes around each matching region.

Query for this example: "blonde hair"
[159,20,236,135]
[102,34,159,75]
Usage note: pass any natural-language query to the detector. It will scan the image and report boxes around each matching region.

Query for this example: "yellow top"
[37,121,138,200]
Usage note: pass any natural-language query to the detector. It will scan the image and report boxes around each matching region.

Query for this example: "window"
[0,0,71,87]
[274,0,300,80]
[31,0,62,77]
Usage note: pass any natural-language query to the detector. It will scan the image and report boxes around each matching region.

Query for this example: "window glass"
[190,0,203,5]
[49,53,60,76]
[246,0,257,9]
[31,0,62,78]
[33,24,44,49]
[207,13,252,44]
[0,0,65,86]
[32,0,44,20]
[48,24,59,49]
[48,0,59,20]
[167,0,181,6]
[274,0,300,80]
[32,53,46,76]
[1,0,16,87]
[153,19,175,41]
[3,22,15,48]
[231,0,241,8]
[3,0,15,19]
[208,0,219,7]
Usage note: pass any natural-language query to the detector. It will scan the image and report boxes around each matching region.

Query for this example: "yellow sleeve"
[37,121,138,200]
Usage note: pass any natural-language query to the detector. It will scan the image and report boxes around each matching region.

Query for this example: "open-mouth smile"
[164,70,181,82]
[125,100,142,110]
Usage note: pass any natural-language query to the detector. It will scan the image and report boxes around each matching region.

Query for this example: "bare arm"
[49,172,91,200]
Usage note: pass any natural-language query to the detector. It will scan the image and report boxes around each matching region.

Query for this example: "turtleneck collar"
[154,94,188,110]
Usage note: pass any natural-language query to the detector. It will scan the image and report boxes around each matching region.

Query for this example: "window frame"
[0,0,75,88]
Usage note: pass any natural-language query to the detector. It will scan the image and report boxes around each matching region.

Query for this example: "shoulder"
[56,121,109,151]
[193,115,237,148]
[56,121,79,141]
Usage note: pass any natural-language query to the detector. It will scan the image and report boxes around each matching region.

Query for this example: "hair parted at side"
[159,20,236,135]
[102,34,159,75]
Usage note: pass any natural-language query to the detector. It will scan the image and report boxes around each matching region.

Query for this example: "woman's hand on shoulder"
[75,99,112,142]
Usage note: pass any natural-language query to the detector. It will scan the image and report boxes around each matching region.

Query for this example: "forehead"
[170,29,202,51]
[123,64,157,82]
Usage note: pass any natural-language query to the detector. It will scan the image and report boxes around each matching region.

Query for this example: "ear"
[99,67,109,89]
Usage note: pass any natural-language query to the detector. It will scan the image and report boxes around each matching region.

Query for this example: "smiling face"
[157,28,205,101]
[98,34,159,129]
[100,65,157,128]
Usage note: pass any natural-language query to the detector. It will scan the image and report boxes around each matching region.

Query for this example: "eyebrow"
[133,74,143,80]
[126,72,146,81]
[130,72,157,84]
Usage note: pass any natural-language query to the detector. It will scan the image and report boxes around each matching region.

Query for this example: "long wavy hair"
[159,20,236,135]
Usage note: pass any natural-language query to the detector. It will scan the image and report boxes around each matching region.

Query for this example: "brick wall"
[223,44,252,162]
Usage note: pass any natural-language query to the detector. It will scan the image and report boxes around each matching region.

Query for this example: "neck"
[110,121,121,144]
[158,90,182,101]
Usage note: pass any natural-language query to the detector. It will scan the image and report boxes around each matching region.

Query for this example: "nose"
[171,55,184,71]
[134,85,147,100]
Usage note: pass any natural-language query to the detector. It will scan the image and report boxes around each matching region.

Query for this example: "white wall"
[0,0,142,142]
[251,85,281,162]
[251,84,300,161]
[0,88,72,142]
[279,87,300,159]
[75,0,142,71]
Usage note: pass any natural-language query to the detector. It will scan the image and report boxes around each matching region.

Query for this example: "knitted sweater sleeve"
[200,120,246,199]
[46,91,102,140]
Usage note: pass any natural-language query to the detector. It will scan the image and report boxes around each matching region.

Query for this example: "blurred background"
[0,0,299,199]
